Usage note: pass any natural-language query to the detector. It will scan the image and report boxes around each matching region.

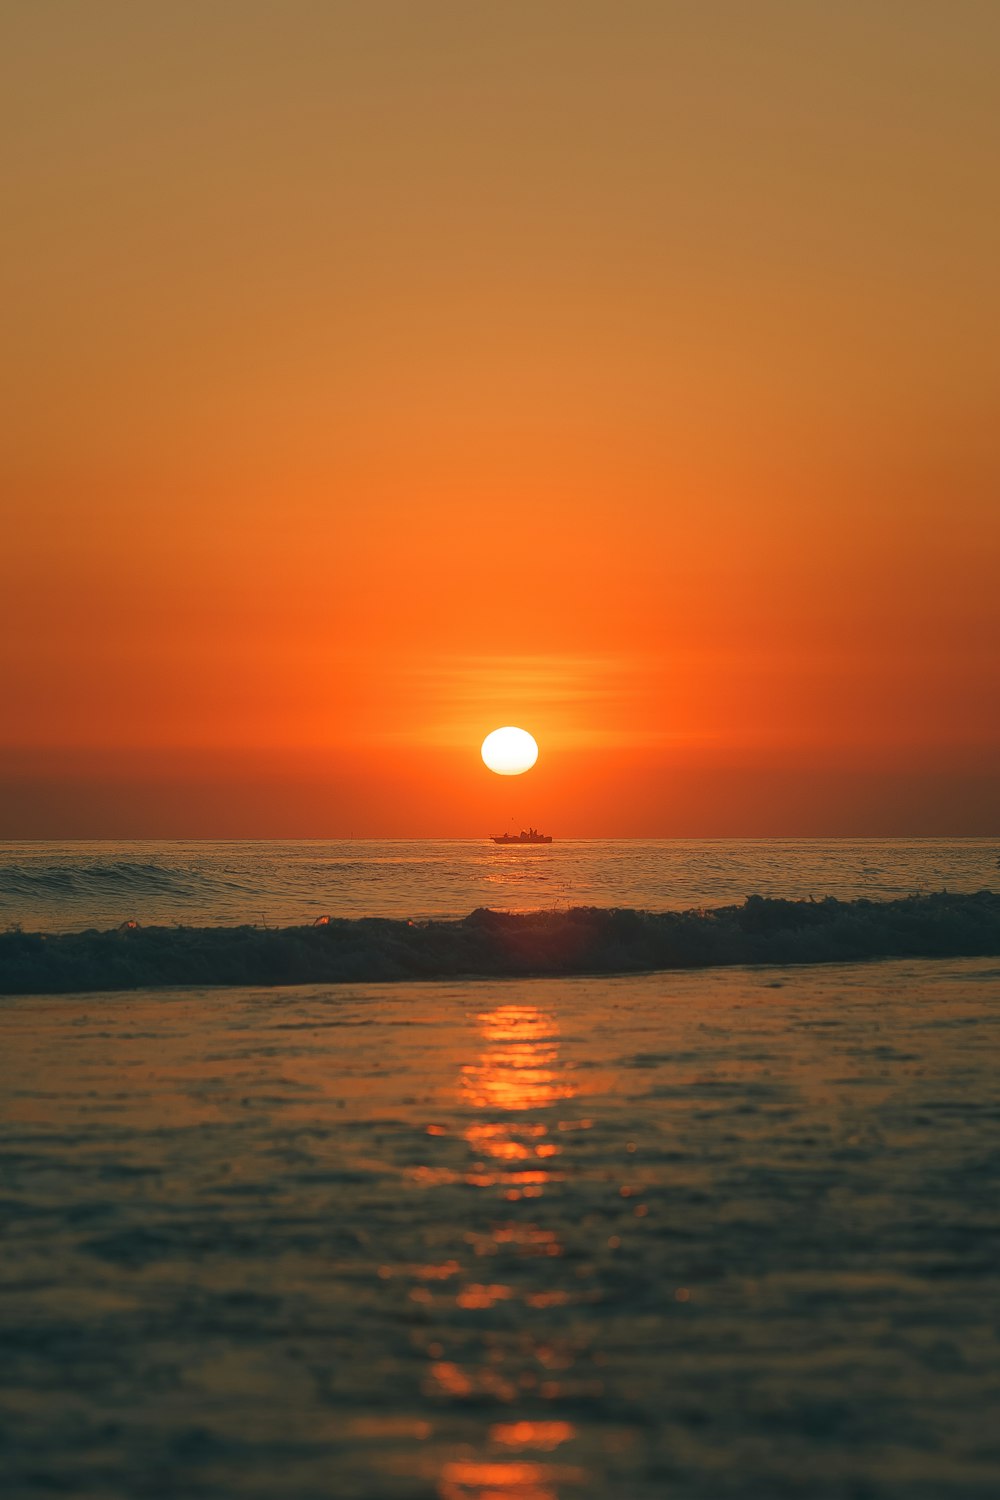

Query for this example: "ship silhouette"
[491,827,553,845]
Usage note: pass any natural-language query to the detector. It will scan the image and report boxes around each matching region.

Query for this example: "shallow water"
[2,960,999,1497]
[2,837,998,932]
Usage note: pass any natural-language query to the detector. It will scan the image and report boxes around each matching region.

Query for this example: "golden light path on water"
[389,996,632,1500]
[402,1005,611,1500]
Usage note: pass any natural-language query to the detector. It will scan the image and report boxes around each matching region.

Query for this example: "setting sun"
[481,727,539,777]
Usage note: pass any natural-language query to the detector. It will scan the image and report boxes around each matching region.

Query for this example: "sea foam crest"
[1,891,998,994]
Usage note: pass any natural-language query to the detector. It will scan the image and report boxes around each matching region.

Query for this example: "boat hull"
[491,835,553,844]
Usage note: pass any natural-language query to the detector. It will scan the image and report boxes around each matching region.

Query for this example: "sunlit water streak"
[2,960,998,1497]
[1,837,997,932]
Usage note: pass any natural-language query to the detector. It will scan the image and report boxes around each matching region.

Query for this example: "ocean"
[1,836,998,933]
[2,839,999,1498]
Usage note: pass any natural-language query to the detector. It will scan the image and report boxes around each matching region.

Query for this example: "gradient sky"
[3,1,998,835]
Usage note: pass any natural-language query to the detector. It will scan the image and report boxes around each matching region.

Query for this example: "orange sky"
[2,2,998,835]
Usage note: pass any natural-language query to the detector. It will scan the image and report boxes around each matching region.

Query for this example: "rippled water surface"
[2,960,999,1497]
[2,838,998,932]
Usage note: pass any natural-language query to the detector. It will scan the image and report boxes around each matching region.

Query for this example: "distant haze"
[2,3,998,835]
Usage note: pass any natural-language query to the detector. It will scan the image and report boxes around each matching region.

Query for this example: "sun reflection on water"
[417,1005,592,1497]
[376,1005,600,1498]
[461,1007,577,1114]
[438,1458,565,1500]
[458,1006,577,1198]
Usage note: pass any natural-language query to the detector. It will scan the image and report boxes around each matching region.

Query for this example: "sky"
[2,1,998,836]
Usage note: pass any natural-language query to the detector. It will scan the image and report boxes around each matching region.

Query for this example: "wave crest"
[2,891,999,994]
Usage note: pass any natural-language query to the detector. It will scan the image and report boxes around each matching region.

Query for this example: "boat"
[491,828,553,844]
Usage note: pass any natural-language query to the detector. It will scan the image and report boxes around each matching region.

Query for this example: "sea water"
[2,959,998,1498]
[1,837,997,933]
[2,840,998,1497]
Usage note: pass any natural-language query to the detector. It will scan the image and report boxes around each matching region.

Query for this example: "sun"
[481,726,539,776]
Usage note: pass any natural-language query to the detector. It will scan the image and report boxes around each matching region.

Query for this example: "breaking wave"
[2,891,999,995]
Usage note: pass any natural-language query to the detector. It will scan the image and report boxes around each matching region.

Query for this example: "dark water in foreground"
[2,960,999,1498]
